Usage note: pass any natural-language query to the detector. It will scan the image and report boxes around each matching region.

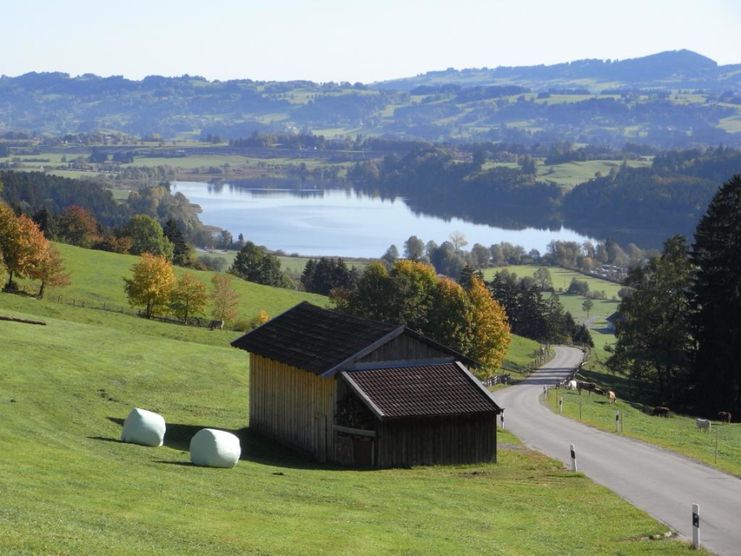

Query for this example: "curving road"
[494,346,741,555]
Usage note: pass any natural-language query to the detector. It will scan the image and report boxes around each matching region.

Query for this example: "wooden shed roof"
[231,302,473,376]
[341,361,501,420]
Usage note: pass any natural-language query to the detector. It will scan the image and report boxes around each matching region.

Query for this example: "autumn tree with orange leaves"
[334,260,511,377]
[0,205,49,290]
[211,274,240,326]
[29,245,71,298]
[466,275,511,375]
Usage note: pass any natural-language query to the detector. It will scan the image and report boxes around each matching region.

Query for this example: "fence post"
[692,503,700,549]
[715,429,719,464]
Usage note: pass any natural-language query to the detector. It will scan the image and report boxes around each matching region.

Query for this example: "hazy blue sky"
[2,0,739,83]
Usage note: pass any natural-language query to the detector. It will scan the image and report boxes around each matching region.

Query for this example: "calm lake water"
[172,181,594,258]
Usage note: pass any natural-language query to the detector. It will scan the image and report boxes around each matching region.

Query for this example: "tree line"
[609,175,741,416]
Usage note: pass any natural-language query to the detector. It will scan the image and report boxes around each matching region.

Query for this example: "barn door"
[314,413,327,462]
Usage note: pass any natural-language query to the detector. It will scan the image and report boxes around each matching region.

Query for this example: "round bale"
[190,428,241,468]
[120,407,166,447]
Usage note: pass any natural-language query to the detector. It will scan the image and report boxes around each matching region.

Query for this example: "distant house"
[605,311,624,333]
[231,302,502,468]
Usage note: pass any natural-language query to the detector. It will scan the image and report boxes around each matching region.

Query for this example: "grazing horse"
[718,411,732,423]
[567,380,578,391]
[696,418,712,432]
[652,406,670,417]
[608,391,616,405]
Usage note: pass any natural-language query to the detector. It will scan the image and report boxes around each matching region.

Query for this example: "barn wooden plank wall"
[376,415,497,467]
[250,354,335,461]
[357,334,450,363]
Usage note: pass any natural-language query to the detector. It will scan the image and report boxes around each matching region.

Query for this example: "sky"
[2,0,739,83]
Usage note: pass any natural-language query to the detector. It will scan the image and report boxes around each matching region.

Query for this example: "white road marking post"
[570,443,577,472]
[615,410,620,432]
[692,503,700,549]
[500,409,505,430]
[559,397,563,415]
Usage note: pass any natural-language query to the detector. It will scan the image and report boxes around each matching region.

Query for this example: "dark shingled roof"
[231,302,401,375]
[342,362,501,420]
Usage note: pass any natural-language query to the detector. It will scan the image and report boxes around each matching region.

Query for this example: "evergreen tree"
[608,236,693,403]
[163,218,191,266]
[300,257,356,295]
[690,175,741,414]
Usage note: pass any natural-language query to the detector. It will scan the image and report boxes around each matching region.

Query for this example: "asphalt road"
[494,346,741,555]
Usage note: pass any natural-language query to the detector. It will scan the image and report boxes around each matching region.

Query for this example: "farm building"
[231,302,502,468]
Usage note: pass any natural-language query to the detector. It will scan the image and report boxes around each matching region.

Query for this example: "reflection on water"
[173,181,596,258]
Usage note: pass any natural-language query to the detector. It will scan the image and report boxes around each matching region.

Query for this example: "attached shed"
[231,302,501,467]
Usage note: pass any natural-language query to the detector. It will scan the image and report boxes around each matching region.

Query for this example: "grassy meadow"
[482,264,621,325]
[545,388,741,478]
[29,243,329,323]
[0,293,699,554]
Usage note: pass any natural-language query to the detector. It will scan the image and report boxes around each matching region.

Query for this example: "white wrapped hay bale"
[120,407,166,447]
[190,428,241,468]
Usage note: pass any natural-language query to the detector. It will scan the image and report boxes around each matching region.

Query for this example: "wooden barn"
[231,302,502,468]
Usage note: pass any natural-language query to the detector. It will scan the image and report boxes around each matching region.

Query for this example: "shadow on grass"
[88,435,122,443]
[107,417,369,471]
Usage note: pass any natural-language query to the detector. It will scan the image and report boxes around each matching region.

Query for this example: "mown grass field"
[545,388,741,478]
[0,294,699,554]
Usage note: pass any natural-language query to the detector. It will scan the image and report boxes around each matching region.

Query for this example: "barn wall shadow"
[106,417,366,471]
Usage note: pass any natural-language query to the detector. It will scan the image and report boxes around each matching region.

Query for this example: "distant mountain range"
[377,50,741,91]
[0,50,738,146]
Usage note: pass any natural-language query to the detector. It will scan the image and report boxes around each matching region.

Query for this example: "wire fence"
[48,294,218,328]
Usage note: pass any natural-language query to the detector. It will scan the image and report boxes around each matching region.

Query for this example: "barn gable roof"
[341,361,501,420]
[231,302,473,375]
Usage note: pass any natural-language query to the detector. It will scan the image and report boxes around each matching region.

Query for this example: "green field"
[537,159,651,190]
[0,292,698,554]
[546,388,741,478]
[31,243,329,324]
[482,264,621,324]
[198,249,371,276]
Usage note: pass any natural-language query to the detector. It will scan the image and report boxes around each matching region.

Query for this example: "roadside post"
[559,397,563,415]
[579,400,582,420]
[500,409,505,430]
[569,443,577,472]
[615,410,620,432]
[692,504,700,549]
[715,428,719,464]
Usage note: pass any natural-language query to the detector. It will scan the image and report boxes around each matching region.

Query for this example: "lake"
[172,181,595,258]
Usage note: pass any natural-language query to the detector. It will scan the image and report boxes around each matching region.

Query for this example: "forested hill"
[0,50,739,146]
[377,50,741,91]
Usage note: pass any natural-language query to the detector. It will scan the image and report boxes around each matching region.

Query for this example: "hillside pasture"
[546,388,741,478]
[0,301,698,554]
[24,243,329,323]
[483,264,621,324]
